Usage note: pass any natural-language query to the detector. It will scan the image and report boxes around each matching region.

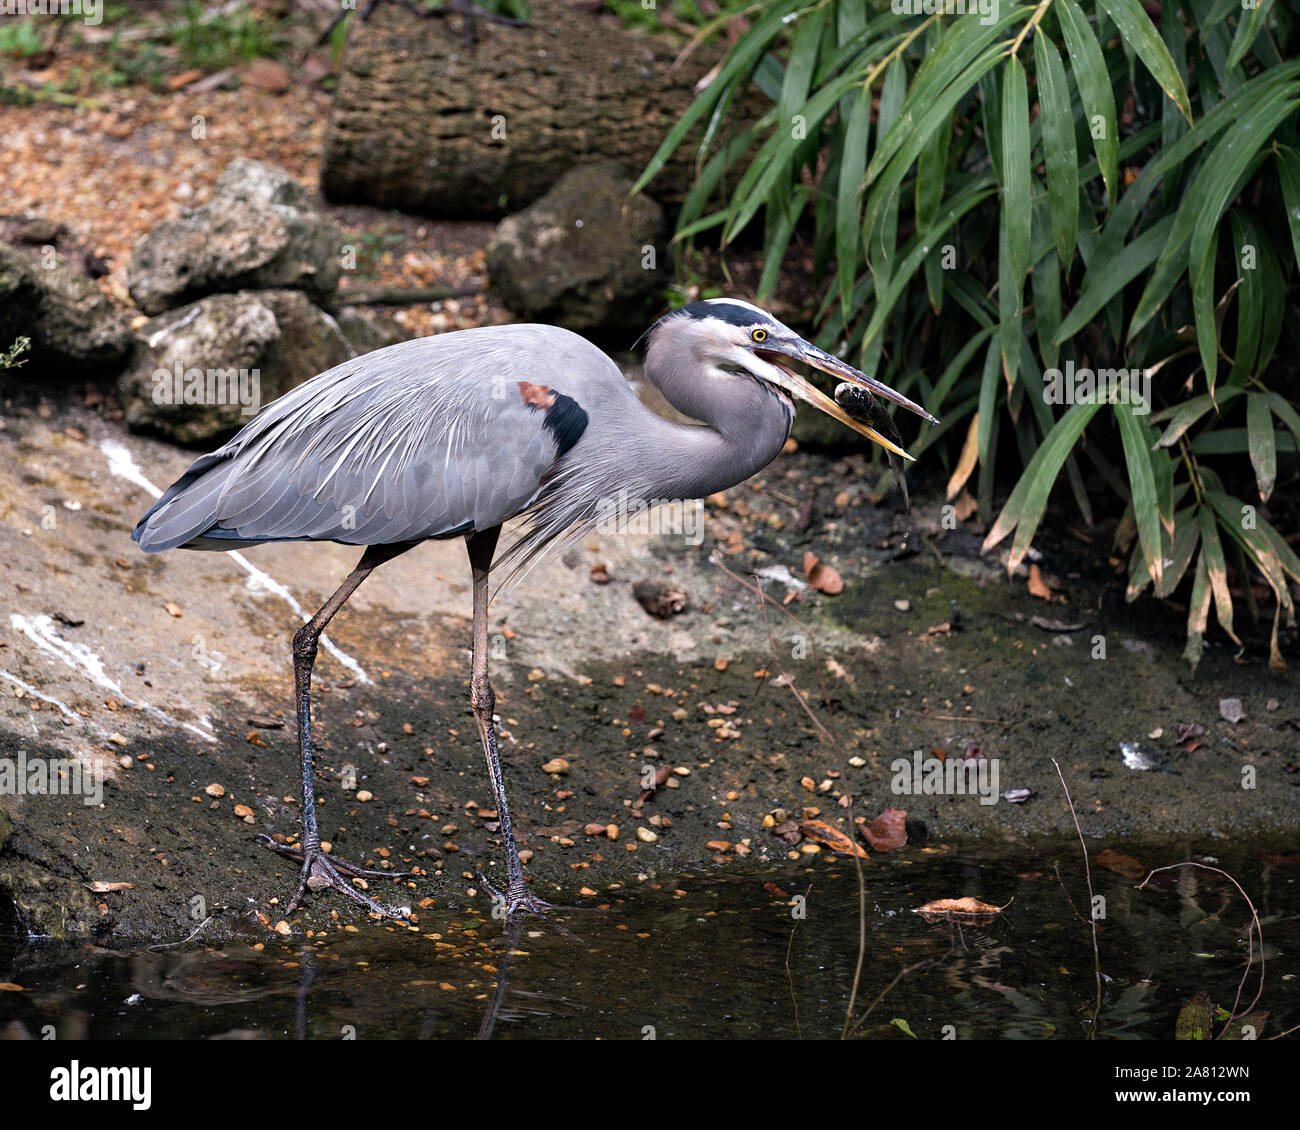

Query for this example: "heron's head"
[641,298,937,460]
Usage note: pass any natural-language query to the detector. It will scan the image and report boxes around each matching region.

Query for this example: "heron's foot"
[476,869,591,940]
[258,835,415,923]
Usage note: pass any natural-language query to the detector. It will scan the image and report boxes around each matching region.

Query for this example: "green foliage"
[171,1,279,68]
[0,18,46,57]
[0,337,31,371]
[640,0,1300,670]
[606,0,750,34]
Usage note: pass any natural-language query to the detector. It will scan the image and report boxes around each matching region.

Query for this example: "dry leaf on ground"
[798,819,868,858]
[857,807,907,851]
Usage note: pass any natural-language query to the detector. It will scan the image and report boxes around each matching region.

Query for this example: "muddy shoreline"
[1,409,1294,945]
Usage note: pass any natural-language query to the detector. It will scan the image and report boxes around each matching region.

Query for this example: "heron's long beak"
[757,338,938,461]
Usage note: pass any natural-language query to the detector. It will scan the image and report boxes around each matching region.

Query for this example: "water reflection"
[1,846,1295,1040]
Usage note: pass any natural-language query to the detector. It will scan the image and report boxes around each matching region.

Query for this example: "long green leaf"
[1197,507,1238,643]
[633,0,805,194]
[1032,244,1062,371]
[1098,0,1192,120]
[998,215,1022,391]
[723,68,862,242]
[868,56,909,285]
[1054,215,1174,341]
[1267,391,1300,454]
[777,2,828,158]
[1254,225,1285,375]
[1276,147,1300,273]
[1156,508,1201,599]
[1227,211,1263,385]
[757,186,811,300]
[982,400,1104,571]
[1226,0,1276,73]
[862,40,1009,254]
[1057,0,1119,208]
[1183,548,1211,669]
[868,9,1020,182]
[1152,387,1242,446]
[1002,55,1031,288]
[1034,30,1079,265]
[860,179,998,348]
[1129,78,1300,340]
[1188,96,1298,383]
[1116,403,1163,589]
[836,87,872,317]
[1245,392,1277,503]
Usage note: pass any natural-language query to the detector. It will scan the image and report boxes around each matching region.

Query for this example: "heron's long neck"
[628,364,792,501]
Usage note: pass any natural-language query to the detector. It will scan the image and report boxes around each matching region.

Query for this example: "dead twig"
[784,880,814,1041]
[1052,757,1103,1038]
[844,956,942,1040]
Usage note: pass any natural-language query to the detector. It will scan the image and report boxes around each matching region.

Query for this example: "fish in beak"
[755,337,937,461]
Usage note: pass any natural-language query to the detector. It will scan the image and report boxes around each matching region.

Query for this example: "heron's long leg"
[261,542,416,921]
[465,528,556,918]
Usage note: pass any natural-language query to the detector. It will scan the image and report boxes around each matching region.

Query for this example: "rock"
[633,579,688,619]
[486,163,664,333]
[0,241,133,377]
[128,159,343,315]
[334,305,410,355]
[321,0,758,220]
[116,290,353,446]
[1219,697,1246,724]
[242,57,290,94]
[12,217,64,245]
[0,804,10,851]
[0,858,97,939]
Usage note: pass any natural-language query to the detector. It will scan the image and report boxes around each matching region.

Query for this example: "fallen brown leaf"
[83,881,133,893]
[799,818,868,858]
[802,551,843,595]
[1096,849,1145,879]
[952,488,977,522]
[1027,565,1053,601]
[858,807,907,851]
[914,896,1012,917]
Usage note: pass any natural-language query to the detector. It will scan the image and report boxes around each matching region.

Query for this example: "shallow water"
[2,844,1295,1040]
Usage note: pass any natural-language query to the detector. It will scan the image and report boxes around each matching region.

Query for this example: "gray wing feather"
[133,326,603,553]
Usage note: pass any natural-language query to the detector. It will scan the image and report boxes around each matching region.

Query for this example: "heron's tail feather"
[131,451,236,552]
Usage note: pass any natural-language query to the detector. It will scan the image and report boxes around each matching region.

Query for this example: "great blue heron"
[132,298,936,923]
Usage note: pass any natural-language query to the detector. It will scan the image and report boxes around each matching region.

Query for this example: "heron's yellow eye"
[751,328,768,343]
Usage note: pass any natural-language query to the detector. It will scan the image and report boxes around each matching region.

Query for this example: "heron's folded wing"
[134,333,590,552]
